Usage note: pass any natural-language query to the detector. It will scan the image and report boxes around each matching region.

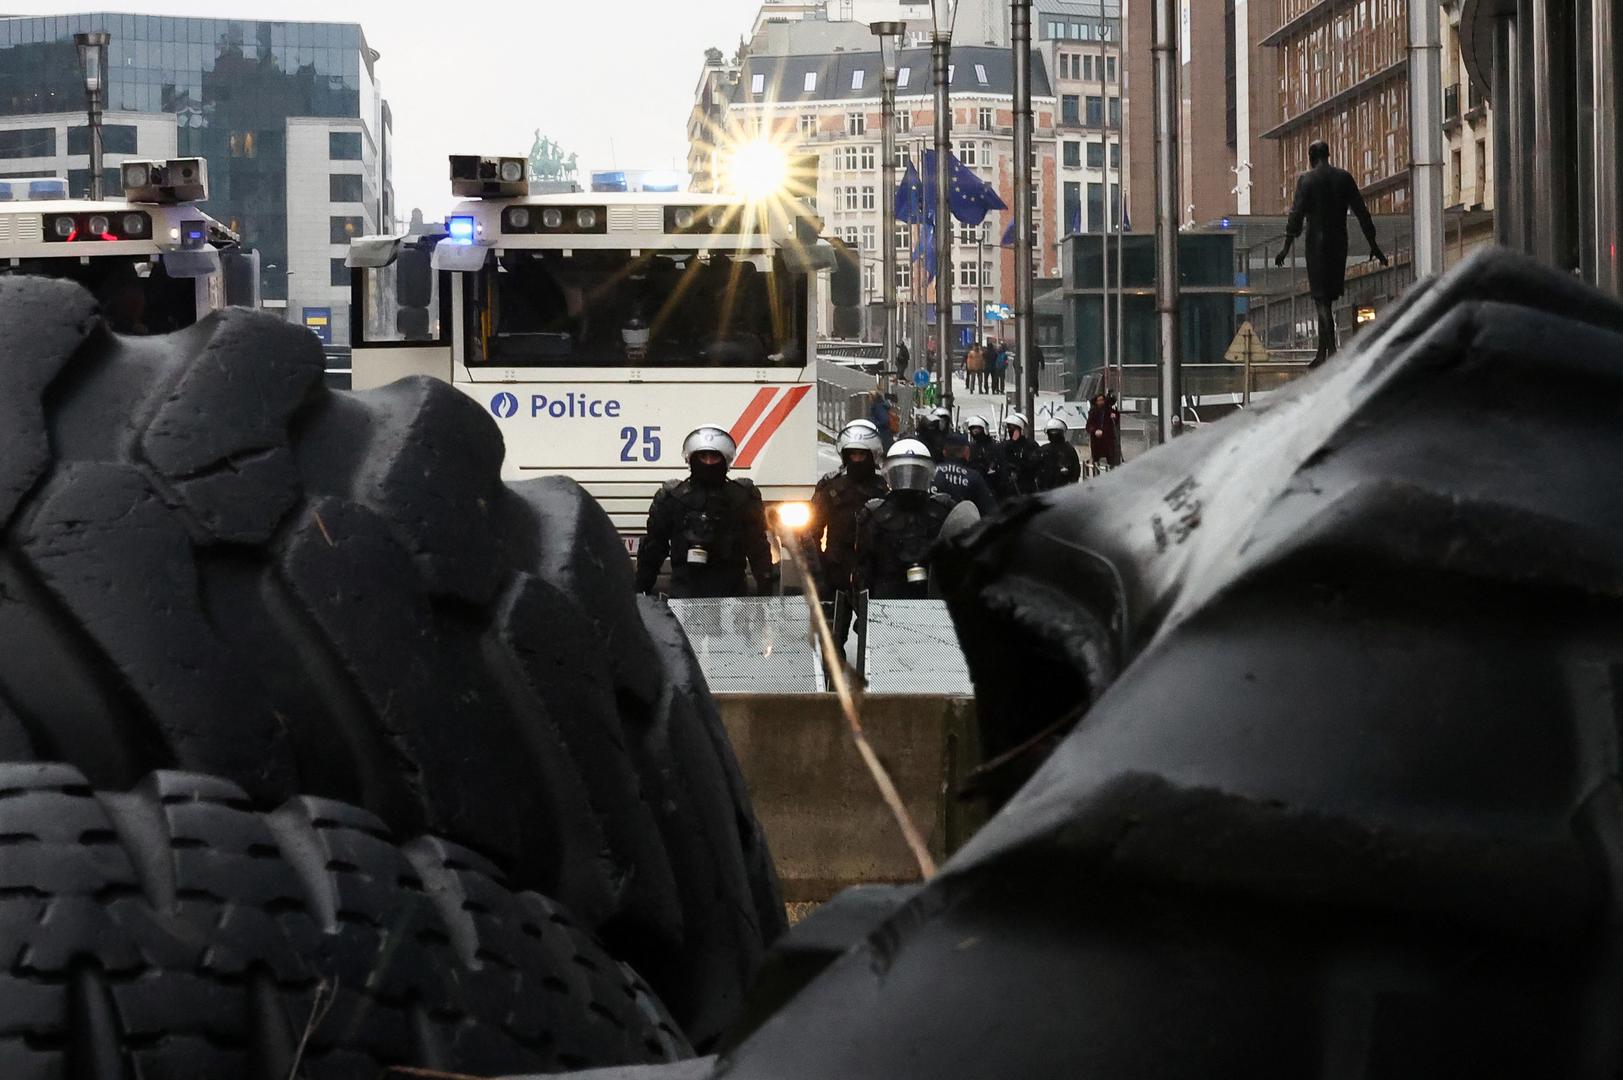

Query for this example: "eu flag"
[894,160,925,224]
[946,152,1007,226]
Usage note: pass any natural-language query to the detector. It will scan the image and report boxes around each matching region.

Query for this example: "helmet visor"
[887,461,934,492]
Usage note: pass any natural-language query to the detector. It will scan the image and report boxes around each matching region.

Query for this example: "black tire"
[0,278,780,1044]
[0,761,689,1077]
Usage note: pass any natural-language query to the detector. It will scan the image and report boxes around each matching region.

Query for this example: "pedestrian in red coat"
[1086,393,1117,464]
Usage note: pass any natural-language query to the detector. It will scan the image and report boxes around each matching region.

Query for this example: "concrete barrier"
[715,694,985,902]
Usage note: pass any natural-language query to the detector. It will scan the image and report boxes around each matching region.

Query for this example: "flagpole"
[1115,17,1126,401]
[1100,36,1111,385]
[873,21,903,386]
[932,29,954,413]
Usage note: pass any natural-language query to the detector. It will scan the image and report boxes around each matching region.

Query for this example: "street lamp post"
[872,21,905,381]
[73,32,110,200]
[932,31,955,411]
[1012,0,1036,421]
[1152,0,1182,442]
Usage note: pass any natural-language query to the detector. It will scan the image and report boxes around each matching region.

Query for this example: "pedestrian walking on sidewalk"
[966,342,985,394]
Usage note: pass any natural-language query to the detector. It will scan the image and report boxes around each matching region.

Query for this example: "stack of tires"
[0,278,784,1076]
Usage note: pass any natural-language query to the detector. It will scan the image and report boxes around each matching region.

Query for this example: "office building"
[0,13,394,344]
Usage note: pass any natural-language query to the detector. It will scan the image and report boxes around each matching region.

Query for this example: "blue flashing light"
[448,215,477,244]
[1221,216,1232,229]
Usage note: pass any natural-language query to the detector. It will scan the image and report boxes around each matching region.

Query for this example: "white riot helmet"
[1043,416,1069,438]
[965,414,990,436]
[681,424,738,465]
[931,406,952,429]
[1004,411,1029,437]
[884,438,936,493]
[837,419,885,459]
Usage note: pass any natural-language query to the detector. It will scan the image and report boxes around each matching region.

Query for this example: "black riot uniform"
[1035,436,1082,491]
[803,465,889,595]
[914,420,946,463]
[856,491,956,599]
[931,434,999,517]
[636,475,776,598]
[998,431,1042,499]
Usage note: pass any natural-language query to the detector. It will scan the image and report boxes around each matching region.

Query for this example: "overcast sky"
[26,0,763,216]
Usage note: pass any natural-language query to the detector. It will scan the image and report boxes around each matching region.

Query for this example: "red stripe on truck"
[734,385,810,468]
[729,387,778,447]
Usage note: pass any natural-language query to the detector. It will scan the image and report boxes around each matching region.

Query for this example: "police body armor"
[858,491,956,599]
[999,438,1042,497]
[1035,441,1082,491]
[805,467,888,594]
[644,476,761,597]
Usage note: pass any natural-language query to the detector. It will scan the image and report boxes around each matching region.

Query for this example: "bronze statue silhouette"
[1276,140,1388,367]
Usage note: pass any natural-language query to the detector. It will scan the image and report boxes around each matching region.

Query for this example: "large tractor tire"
[0,762,688,1077]
[653,251,1623,1077]
[0,278,782,1046]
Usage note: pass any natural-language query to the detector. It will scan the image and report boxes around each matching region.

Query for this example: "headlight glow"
[774,501,812,530]
[448,215,477,244]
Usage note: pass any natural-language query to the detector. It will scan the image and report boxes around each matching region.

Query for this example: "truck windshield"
[9,255,196,335]
[465,249,808,368]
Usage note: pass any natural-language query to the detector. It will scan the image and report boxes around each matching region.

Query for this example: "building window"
[1087,141,1104,168]
[804,71,818,93]
[844,187,860,211]
[329,131,363,160]
[1087,182,1104,233]
[1111,143,1121,169]
[839,146,860,171]
[1063,141,1081,168]
[956,262,978,287]
[0,127,56,159]
[68,125,137,155]
[861,224,876,250]
[1451,147,1463,204]
[895,222,911,249]
[897,67,911,89]
[1475,138,1488,204]
[893,146,910,169]
[330,216,365,244]
[852,69,866,91]
[974,64,988,85]
[861,145,876,169]
[897,110,912,132]
[1108,98,1121,128]
[330,258,350,288]
[861,186,876,210]
[330,174,363,202]
[1107,56,1117,81]
[1085,96,1103,126]
[957,223,983,245]
[847,112,866,135]
[896,262,911,289]
[957,141,978,166]
[751,72,766,94]
[1084,54,1095,81]
[1064,181,1081,233]
[800,113,818,136]
[843,225,860,247]
[978,107,993,131]
[982,260,994,285]
[863,262,875,295]
[1061,95,1080,126]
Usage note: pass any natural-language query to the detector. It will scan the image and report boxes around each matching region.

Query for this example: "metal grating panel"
[608,205,664,232]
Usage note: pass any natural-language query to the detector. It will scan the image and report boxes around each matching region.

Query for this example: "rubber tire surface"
[0,279,783,1044]
[0,761,689,1078]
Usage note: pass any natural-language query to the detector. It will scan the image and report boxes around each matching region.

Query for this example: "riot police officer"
[998,412,1041,499]
[931,433,998,517]
[963,413,1011,498]
[803,419,889,652]
[914,407,947,462]
[856,439,957,599]
[636,424,778,597]
[1035,416,1082,491]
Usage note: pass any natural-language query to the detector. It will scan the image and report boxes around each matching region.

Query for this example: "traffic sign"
[1223,320,1267,364]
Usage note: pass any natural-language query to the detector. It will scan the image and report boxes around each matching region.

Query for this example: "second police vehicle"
[348,153,831,559]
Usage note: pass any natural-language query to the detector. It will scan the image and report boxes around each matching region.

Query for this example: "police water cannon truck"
[0,158,256,335]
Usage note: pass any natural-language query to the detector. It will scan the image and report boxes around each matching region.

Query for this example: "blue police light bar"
[448,215,477,244]
[591,171,628,193]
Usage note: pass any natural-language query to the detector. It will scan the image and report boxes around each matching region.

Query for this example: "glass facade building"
[0,14,391,312]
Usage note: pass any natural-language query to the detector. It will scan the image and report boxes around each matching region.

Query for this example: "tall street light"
[932,27,954,411]
[74,32,110,200]
[1012,0,1035,421]
[872,21,905,381]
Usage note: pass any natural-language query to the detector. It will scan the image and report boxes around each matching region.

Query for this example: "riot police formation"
[802,419,889,653]
[963,414,1012,499]
[856,439,957,599]
[998,412,1042,498]
[930,433,999,517]
[1034,416,1082,491]
[636,424,778,598]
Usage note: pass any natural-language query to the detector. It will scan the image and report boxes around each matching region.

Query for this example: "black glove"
[1274,250,1286,268]
[1370,244,1389,267]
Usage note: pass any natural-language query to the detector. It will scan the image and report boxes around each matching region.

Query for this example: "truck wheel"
[0,278,779,1045]
[0,762,688,1078]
